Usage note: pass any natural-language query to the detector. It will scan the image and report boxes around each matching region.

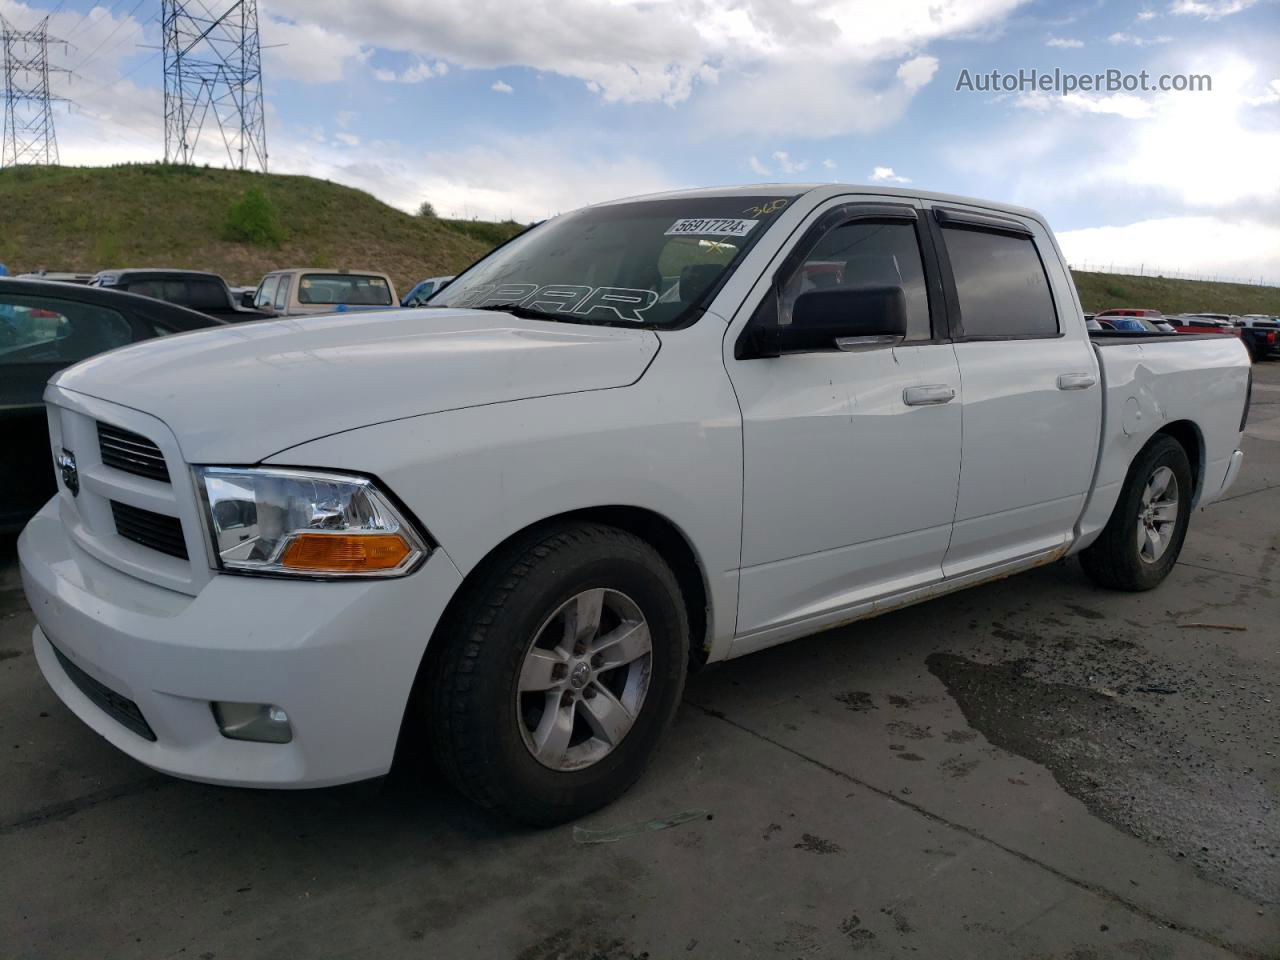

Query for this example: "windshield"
[298,274,392,306]
[431,194,800,327]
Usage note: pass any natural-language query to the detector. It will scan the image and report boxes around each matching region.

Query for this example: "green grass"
[3,165,1277,317]
[1071,270,1280,317]
[0,163,524,295]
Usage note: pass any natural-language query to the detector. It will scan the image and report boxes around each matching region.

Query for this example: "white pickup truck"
[18,185,1251,825]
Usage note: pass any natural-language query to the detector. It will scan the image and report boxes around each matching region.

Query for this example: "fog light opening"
[212,701,294,744]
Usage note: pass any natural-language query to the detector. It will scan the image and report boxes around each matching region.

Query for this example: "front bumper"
[18,498,463,788]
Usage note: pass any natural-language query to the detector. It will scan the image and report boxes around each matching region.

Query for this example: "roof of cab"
[595,182,1048,226]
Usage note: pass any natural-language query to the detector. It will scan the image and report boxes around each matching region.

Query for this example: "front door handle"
[1057,373,1096,391]
[903,384,956,406]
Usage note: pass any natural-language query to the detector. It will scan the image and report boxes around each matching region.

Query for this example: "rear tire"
[1079,435,1192,591]
[425,522,689,826]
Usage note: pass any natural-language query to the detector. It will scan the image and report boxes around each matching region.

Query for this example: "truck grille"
[98,422,169,482]
[52,643,157,741]
[111,501,189,560]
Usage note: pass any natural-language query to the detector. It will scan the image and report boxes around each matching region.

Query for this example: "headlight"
[196,467,427,578]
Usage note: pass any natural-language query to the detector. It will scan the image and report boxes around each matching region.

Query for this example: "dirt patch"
[927,652,1278,904]
[794,833,843,855]
[834,691,876,712]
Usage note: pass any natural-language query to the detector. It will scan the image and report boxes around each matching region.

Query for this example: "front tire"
[426,522,689,825]
[1079,435,1192,591]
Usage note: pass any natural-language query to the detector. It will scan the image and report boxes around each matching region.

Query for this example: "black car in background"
[0,278,226,532]
[89,269,272,323]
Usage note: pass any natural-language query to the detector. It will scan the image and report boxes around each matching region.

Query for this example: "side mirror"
[240,290,256,308]
[750,284,908,356]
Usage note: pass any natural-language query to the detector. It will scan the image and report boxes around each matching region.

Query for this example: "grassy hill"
[1072,270,1280,316]
[2,164,1277,316]
[0,164,525,295]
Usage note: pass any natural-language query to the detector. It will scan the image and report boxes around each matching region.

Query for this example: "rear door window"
[941,226,1058,338]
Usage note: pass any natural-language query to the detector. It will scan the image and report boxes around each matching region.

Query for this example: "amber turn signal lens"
[280,533,412,572]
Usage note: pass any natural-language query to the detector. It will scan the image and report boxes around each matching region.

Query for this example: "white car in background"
[19,184,1251,825]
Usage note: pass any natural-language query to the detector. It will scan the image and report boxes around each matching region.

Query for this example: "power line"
[71,0,147,75]
[1,15,73,166]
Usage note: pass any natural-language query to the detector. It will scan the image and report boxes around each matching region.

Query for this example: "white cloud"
[1057,217,1280,282]
[265,0,1018,117]
[949,54,1280,278]
[261,18,369,85]
[375,59,449,83]
[896,55,940,89]
[1046,36,1085,48]
[745,151,809,176]
[1246,78,1280,106]
[870,166,911,183]
[822,158,837,170]
[1169,0,1258,18]
[1136,8,1158,20]
[491,80,514,94]
[334,132,360,146]
[1016,90,1155,119]
[261,131,678,222]
[772,151,807,174]
[1106,31,1173,45]
[696,56,941,137]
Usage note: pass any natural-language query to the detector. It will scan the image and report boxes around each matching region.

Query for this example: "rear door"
[925,204,1101,577]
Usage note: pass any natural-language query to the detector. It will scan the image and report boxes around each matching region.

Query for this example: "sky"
[1,0,1278,281]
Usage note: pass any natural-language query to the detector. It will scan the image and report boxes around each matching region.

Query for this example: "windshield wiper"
[471,302,587,325]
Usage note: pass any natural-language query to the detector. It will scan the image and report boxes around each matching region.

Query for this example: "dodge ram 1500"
[18,185,1251,824]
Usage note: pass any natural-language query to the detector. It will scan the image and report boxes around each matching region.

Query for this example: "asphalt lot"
[2,364,1278,960]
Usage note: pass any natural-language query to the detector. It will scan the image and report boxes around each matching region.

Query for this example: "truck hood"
[52,308,660,462]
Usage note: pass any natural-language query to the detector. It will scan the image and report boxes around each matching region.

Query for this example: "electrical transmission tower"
[1,16,71,167]
[161,0,267,171]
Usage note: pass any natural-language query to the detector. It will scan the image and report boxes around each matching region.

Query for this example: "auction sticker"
[665,217,758,238]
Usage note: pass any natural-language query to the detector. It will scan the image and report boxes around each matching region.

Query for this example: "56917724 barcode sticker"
[665,217,759,238]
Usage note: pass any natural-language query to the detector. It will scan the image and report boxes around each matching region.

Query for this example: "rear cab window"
[298,274,392,306]
[939,220,1059,339]
[186,278,228,310]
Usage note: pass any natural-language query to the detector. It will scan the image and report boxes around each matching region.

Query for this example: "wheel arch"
[1152,419,1204,504]
[393,505,714,768]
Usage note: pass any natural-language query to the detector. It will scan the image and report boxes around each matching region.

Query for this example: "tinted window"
[942,227,1058,338]
[298,274,392,306]
[779,220,932,341]
[127,279,188,304]
[0,294,134,400]
[186,279,227,310]
[255,276,278,309]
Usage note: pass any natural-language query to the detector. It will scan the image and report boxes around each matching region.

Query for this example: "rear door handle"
[1057,373,1096,391]
[903,384,956,406]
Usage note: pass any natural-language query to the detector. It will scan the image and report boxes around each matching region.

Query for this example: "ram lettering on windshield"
[454,283,661,323]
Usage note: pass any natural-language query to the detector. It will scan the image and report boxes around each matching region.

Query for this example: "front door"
[725,198,963,655]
